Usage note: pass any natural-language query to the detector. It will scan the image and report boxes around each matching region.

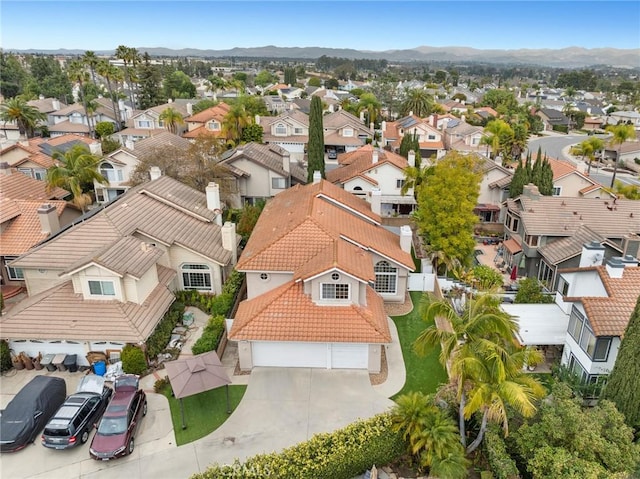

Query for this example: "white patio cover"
[501,304,570,346]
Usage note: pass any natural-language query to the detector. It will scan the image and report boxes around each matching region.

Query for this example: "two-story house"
[49,98,120,137]
[182,102,231,140]
[326,145,416,217]
[443,118,484,153]
[228,176,414,373]
[218,142,307,207]
[322,109,373,158]
[1,175,240,365]
[260,109,309,163]
[381,115,446,160]
[502,184,640,291]
[118,100,193,145]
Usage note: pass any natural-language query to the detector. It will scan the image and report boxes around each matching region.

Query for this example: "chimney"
[400,225,412,254]
[371,188,382,215]
[408,150,416,167]
[0,162,11,176]
[186,102,193,115]
[19,136,29,147]
[89,142,102,156]
[168,98,173,104]
[409,110,413,117]
[622,234,640,259]
[52,99,60,111]
[605,257,625,279]
[221,222,238,265]
[521,183,541,200]
[360,111,365,122]
[149,166,162,181]
[621,254,639,268]
[255,114,260,125]
[370,121,374,131]
[206,182,223,226]
[313,170,322,184]
[39,94,45,100]
[579,240,605,267]
[125,139,134,150]
[37,203,60,235]
[282,150,290,173]
[372,150,379,164]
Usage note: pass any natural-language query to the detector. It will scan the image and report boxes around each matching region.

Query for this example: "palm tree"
[115,45,139,109]
[0,96,46,138]
[606,123,635,187]
[482,119,511,160]
[159,107,185,134]
[47,144,108,212]
[66,59,93,137]
[401,153,433,198]
[97,59,123,130]
[575,136,605,174]
[222,102,251,145]
[207,75,227,97]
[401,88,435,117]
[82,51,99,87]
[357,92,381,127]
[85,98,99,139]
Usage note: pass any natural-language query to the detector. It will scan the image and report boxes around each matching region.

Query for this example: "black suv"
[41,375,112,450]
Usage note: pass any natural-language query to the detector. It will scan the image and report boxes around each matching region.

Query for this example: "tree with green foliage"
[136,52,164,109]
[207,74,227,95]
[391,392,469,477]
[472,265,504,291]
[46,144,108,211]
[603,295,640,430]
[606,123,635,187]
[255,69,277,88]
[573,136,604,174]
[28,55,72,102]
[307,95,325,181]
[0,96,46,138]
[325,78,339,90]
[513,383,640,478]
[401,88,435,117]
[537,156,554,195]
[66,59,94,136]
[163,70,196,99]
[401,151,432,199]
[240,123,263,143]
[192,99,219,114]
[414,151,482,266]
[612,181,640,200]
[283,67,296,86]
[399,132,420,159]
[97,59,124,129]
[222,102,251,146]
[357,92,381,126]
[514,277,553,303]
[307,76,322,87]
[483,119,512,160]
[234,95,268,117]
[0,52,28,98]
[94,121,114,139]
[482,89,518,115]
[101,137,121,155]
[159,106,185,134]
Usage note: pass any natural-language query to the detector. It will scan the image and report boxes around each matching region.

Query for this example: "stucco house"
[259,109,309,163]
[323,109,373,157]
[443,118,484,153]
[118,100,193,145]
[218,142,307,207]
[1,175,240,365]
[182,102,231,140]
[381,115,446,160]
[326,145,416,217]
[228,176,414,373]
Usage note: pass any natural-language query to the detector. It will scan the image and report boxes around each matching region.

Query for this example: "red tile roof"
[326,145,408,185]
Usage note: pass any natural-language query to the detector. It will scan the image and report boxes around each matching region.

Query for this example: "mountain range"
[10,45,640,69]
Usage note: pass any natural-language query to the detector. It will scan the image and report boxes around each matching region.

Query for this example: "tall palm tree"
[82,50,99,88]
[482,119,511,160]
[414,293,521,448]
[222,102,251,145]
[97,59,123,130]
[66,59,93,137]
[115,45,138,109]
[401,88,435,117]
[357,92,381,127]
[0,96,46,138]
[575,136,605,174]
[47,144,109,212]
[606,123,635,187]
[159,107,185,135]
[85,98,99,139]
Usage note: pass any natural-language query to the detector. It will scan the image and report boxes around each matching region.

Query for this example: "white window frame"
[208,120,220,131]
[271,177,286,189]
[88,280,116,297]
[320,283,350,300]
[294,127,304,135]
[17,168,33,179]
[374,260,398,294]
[33,168,47,181]
[99,162,123,183]
[181,263,213,291]
[342,128,354,137]
[137,120,152,129]
[4,256,24,280]
[274,123,287,136]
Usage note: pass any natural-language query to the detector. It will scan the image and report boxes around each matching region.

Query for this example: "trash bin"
[41,353,56,372]
[52,353,67,371]
[93,360,106,377]
[63,354,78,373]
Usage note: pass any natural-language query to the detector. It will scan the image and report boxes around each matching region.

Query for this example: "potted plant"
[20,352,34,370]
[33,353,43,370]
[12,353,24,370]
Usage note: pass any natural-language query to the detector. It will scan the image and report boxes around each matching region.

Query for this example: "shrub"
[191,315,225,355]
[154,376,171,394]
[146,300,185,359]
[121,344,147,375]
[0,339,12,372]
[484,425,520,479]
[191,413,405,479]
[473,264,504,291]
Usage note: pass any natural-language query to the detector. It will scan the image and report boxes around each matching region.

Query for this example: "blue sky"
[1,1,639,51]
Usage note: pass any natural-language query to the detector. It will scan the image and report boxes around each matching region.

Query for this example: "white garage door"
[330,343,369,369]
[252,342,328,368]
[9,340,89,365]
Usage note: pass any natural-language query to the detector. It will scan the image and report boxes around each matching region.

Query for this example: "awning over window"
[503,238,522,254]
[474,203,501,212]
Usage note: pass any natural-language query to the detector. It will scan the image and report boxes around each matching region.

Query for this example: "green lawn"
[392,291,448,401]
[163,384,247,445]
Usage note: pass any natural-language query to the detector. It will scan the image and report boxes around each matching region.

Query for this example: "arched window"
[374,260,397,294]
[99,162,122,182]
[352,186,366,197]
[181,264,212,291]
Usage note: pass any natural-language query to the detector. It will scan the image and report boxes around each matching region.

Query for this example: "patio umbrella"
[510,264,518,281]
[164,351,232,429]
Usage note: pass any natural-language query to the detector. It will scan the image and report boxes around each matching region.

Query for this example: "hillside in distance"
[11,45,640,68]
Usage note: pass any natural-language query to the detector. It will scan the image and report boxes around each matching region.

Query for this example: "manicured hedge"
[484,425,520,479]
[191,413,405,479]
[146,301,185,359]
[191,315,225,355]
[0,339,12,372]
[121,344,148,375]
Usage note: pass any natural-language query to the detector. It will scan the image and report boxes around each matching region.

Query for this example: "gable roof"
[184,102,230,123]
[326,145,408,185]
[293,239,375,283]
[237,179,413,273]
[0,173,69,201]
[0,200,67,256]
[129,131,190,158]
[221,142,306,183]
[230,282,390,343]
[12,175,233,271]
[538,225,606,264]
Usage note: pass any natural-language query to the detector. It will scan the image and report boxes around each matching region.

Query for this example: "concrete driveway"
[1,367,396,479]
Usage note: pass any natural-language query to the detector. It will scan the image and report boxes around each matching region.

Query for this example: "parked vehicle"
[0,376,66,453]
[327,149,337,160]
[42,375,113,450]
[89,375,146,460]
